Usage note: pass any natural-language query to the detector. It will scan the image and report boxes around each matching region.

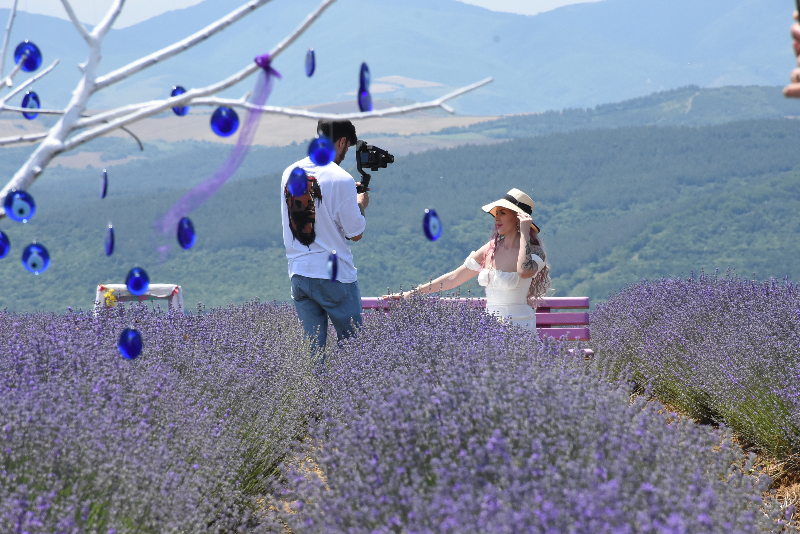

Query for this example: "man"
[280,119,369,358]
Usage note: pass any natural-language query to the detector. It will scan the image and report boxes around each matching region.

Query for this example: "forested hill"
[1,115,799,311]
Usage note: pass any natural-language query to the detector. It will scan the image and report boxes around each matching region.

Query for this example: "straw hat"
[482,188,540,233]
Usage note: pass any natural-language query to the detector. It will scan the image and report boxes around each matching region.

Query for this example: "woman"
[396,188,551,331]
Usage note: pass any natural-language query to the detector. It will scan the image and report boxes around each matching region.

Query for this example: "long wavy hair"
[480,225,551,310]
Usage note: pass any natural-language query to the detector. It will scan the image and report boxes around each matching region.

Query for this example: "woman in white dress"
[396,188,550,331]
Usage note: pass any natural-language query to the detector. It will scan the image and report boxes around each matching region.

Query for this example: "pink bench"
[362,296,591,342]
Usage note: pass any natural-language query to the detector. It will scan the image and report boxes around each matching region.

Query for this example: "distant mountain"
[0,0,793,115]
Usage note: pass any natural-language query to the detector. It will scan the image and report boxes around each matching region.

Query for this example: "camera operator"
[280,119,369,361]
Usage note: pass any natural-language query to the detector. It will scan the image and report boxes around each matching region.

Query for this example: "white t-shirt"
[280,157,366,283]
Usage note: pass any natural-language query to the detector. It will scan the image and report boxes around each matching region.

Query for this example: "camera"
[356,140,394,193]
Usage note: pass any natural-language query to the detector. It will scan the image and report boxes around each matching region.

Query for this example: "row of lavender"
[591,273,800,460]
[0,300,318,533]
[262,297,791,533]
[0,296,793,532]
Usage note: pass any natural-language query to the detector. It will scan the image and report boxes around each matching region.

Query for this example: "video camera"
[356,140,394,193]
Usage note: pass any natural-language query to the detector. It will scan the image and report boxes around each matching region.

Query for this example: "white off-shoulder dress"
[464,253,536,331]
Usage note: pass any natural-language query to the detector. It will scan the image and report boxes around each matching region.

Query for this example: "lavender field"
[0,294,796,532]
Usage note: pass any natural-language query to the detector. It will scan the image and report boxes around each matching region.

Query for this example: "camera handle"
[356,169,371,194]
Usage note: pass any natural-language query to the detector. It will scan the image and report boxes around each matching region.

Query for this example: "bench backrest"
[361,296,590,341]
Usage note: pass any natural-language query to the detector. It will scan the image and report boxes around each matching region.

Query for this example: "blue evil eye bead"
[171,85,188,116]
[21,242,49,275]
[287,167,309,197]
[177,217,196,250]
[104,223,114,257]
[305,48,315,77]
[360,62,370,89]
[101,169,108,198]
[423,209,442,241]
[125,267,150,296]
[118,328,143,360]
[358,86,372,112]
[210,106,239,137]
[0,231,9,259]
[3,190,35,223]
[21,91,40,120]
[327,250,338,282]
[308,136,335,166]
[14,41,42,72]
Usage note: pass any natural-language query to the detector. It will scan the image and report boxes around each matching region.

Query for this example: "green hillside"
[1,115,799,311]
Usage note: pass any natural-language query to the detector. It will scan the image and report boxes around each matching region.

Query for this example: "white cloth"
[464,253,535,330]
[281,157,366,283]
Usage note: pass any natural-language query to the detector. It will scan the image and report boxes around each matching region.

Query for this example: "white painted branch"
[0,132,47,146]
[91,0,125,39]
[189,77,493,120]
[94,0,276,91]
[1,55,23,88]
[0,60,60,109]
[0,0,19,78]
[2,106,65,115]
[59,0,91,43]
[62,0,338,152]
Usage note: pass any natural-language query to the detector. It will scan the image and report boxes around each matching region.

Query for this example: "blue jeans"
[290,275,363,359]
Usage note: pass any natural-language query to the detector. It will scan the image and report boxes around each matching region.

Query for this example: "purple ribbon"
[153,55,281,260]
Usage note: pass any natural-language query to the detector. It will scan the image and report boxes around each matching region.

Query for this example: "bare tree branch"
[92,0,126,39]
[0,0,19,79]
[0,60,60,108]
[94,0,277,91]
[59,0,91,44]
[0,132,47,146]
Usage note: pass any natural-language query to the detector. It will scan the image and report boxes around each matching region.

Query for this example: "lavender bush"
[591,272,800,459]
[266,296,791,533]
[0,299,317,533]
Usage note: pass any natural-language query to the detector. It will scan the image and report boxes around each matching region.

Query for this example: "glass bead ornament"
[3,189,36,223]
[305,48,315,77]
[177,217,196,250]
[118,327,143,360]
[105,223,114,257]
[327,250,338,282]
[308,136,335,166]
[21,91,40,120]
[100,169,108,198]
[0,231,9,259]
[287,167,309,197]
[21,242,50,275]
[171,86,188,116]
[14,40,42,72]
[423,208,442,241]
[358,86,372,112]
[359,62,370,89]
[210,106,239,137]
[125,267,150,296]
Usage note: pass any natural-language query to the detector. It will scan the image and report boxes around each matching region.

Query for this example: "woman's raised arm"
[391,242,490,299]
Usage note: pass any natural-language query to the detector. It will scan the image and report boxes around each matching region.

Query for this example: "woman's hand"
[381,291,413,300]
[517,212,533,238]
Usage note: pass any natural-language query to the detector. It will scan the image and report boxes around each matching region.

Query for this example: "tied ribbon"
[153,55,281,260]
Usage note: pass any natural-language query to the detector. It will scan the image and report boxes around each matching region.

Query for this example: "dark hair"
[317,119,357,146]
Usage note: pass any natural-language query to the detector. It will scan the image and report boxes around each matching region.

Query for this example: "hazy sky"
[0,0,599,27]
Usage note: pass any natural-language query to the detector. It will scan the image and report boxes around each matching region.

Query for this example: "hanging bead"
[305,48,315,77]
[423,209,442,241]
[171,86,188,116]
[177,217,196,250]
[360,62,370,89]
[327,250,338,282]
[0,231,9,259]
[287,167,309,197]
[125,267,150,296]
[210,107,239,137]
[308,137,335,166]
[3,190,36,223]
[358,85,372,112]
[100,169,108,198]
[21,242,50,274]
[14,41,42,72]
[118,327,143,360]
[21,91,40,120]
[105,223,114,257]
